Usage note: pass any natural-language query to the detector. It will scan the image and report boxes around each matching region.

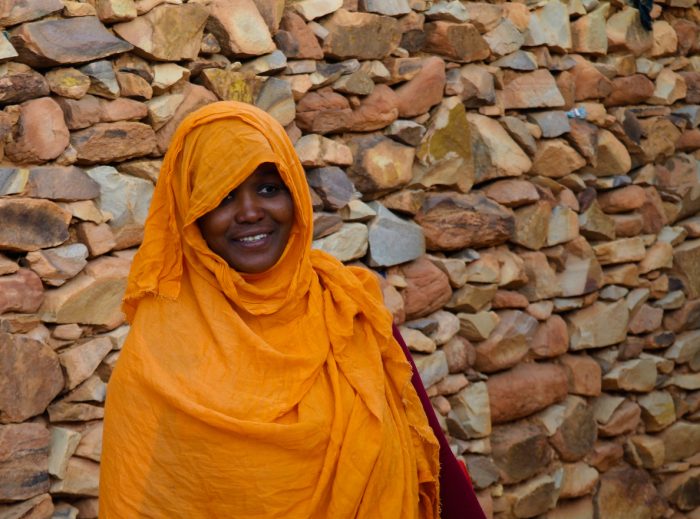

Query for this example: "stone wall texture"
[1,0,700,517]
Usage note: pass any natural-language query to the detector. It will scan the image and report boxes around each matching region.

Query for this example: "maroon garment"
[393,326,486,519]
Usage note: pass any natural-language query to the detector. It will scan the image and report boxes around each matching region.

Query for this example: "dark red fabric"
[393,325,487,519]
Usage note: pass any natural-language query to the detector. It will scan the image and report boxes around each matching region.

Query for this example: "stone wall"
[1,0,699,517]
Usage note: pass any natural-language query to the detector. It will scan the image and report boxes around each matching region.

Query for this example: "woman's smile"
[198,162,294,273]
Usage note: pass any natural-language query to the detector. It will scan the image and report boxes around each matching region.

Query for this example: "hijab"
[100,101,440,518]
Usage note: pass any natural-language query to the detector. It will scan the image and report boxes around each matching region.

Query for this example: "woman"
[100,101,485,518]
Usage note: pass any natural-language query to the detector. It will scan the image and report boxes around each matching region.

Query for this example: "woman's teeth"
[238,233,268,243]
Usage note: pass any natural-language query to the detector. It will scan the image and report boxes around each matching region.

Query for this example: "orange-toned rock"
[274,11,323,59]
[559,354,602,397]
[0,269,43,315]
[423,21,490,63]
[501,70,565,109]
[206,0,276,57]
[71,121,156,165]
[531,315,568,359]
[606,7,653,56]
[155,82,217,154]
[487,362,568,424]
[394,57,445,118]
[391,256,452,320]
[491,422,553,484]
[604,74,655,106]
[5,97,69,164]
[415,192,514,251]
[597,185,646,213]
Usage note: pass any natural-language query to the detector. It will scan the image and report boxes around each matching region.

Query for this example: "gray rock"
[367,202,425,267]
[527,110,571,138]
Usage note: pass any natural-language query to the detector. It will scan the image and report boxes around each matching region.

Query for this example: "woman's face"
[198,163,294,273]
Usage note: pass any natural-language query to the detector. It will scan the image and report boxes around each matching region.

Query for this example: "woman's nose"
[233,190,264,224]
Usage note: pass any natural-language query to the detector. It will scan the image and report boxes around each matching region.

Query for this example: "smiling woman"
[99,101,484,519]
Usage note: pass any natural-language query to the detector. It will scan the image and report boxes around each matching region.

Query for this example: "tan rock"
[483,179,539,208]
[48,427,81,479]
[25,244,88,287]
[0,268,43,315]
[660,421,700,462]
[58,337,112,390]
[423,22,490,63]
[468,113,532,183]
[345,135,413,197]
[114,4,208,61]
[651,20,678,57]
[398,326,436,353]
[597,399,641,437]
[567,299,628,350]
[511,201,551,250]
[491,421,553,484]
[447,382,491,440]
[660,467,700,512]
[648,68,687,106]
[293,0,342,20]
[75,422,102,462]
[571,4,608,55]
[151,63,190,95]
[322,9,400,60]
[0,493,54,519]
[638,391,675,432]
[504,474,558,518]
[415,192,514,251]
[594,466,665,519]
[544,497,594,519]
[96,0,137,23]
[0,423,50,501]
[606,7,653,56]
[39,256,130,325]
[45,68,90,100]
[501,69,565,109]
[524,0,571,51]
[115,70,152,100]
[413,350,448,388]
[628,303,663,334]
[457,311,499,342]
[446,284,497,313]
[579,199,615,241]
[311,223,367,262]
[531,139,586,178]
[602,358,657,392]
[49,457,99,497]
[548,205,579,246]
[487,362,568,424]
[593,237,646,265]
[626,435,665,469]
[473,310,537,373]
[520,251,561,302]
[559,462,599,498]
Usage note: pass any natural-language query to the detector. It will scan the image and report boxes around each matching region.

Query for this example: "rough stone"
[415,192,514,251]
[560,354,601,397]
[487,363,568,424]
[71,122,156,166]
[306,166,354,210]
[0,269,44,315]
[366,202,425,268]
[9,16,133,67]
[567,300,629,350]
[322,9,401,60]
[392,256,452,320]
[49,457,99,497]
[25,244,89,287]
[491,421,553,484]
[501,70,565,110]
[594,466,665,519]
[550,396,598,462]
[423,22,490,63]
[0,198,71,252]
[413,350,448,388]
[0,423,50,501]
[114,4,209,61]
[606,7,653,56]
[468,113,532,183]
[447,382,491,440]
[638,391,675,432]
[474,311,538,373]
[5,97,69,164]
[346,134,414,198]
[39,256,130,325]
[394,56,445,118]
[659,421,700,462]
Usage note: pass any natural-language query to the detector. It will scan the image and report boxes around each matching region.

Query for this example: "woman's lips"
[232,232,273,249]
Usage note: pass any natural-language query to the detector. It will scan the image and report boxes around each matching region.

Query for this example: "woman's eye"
[258,184,283,196]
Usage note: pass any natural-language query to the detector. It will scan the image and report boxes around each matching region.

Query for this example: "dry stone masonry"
[0,0,699,517]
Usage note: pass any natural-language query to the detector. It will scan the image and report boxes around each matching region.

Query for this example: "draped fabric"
[100,101,440,518]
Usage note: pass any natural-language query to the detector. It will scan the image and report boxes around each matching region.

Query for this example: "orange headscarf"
[100,101,439,518]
